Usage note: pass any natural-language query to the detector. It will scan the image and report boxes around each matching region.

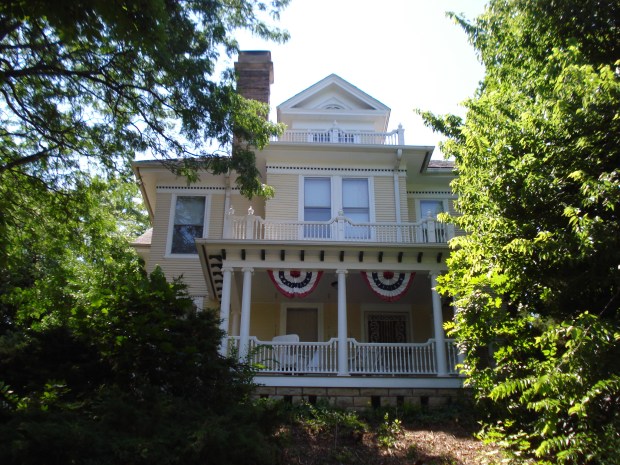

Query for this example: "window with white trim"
[304,177,332,221]
[169,195,208,254]
[302,176,373,240]
[418,199,446,243]
[419,199,444,220]
[342,178,370,239]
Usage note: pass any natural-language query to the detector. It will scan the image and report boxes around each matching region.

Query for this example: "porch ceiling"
[238,267,435,306]
[196,239,449,303]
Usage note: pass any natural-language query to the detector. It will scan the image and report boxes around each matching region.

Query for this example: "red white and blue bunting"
[361,271,415,302]
[268,270,323,298]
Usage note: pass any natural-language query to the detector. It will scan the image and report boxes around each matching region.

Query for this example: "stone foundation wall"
[253,386,468,410]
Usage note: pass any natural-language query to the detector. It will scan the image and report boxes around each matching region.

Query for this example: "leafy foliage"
[376,412,403,450]
[293,401,368,448]
[421,1,620,463]
[0,179,282,464]
[0,0,289,199]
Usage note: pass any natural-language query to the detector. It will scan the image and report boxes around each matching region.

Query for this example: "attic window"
[323,104,344,110]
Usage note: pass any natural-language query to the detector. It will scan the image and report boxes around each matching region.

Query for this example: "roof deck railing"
[270,125,404,146]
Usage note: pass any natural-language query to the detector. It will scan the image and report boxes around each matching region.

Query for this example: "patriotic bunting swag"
[268,270,323,298]
[361,271,415,302]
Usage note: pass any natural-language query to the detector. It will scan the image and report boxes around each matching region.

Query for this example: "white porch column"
[336,269,349,376]
[238,267,253,359]
[231,310,240,336]
[218,267,233,357]
[430,272,448,376]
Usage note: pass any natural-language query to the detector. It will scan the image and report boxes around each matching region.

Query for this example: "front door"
[366,312,408,343]
[286,307,318,342]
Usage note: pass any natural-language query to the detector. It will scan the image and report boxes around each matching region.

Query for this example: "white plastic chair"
[272,334,304,372]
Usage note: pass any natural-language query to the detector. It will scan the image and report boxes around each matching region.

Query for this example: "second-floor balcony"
[223,209,454,244]
[271,126,405,146]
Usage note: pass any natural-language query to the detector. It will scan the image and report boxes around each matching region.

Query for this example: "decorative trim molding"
[407,190,452,195]
[156,185,232,193]
[268,166,406,176]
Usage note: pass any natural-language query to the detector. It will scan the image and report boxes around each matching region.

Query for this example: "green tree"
[0,0,288,201]
[421,1,620,463]
[0,178,283,464]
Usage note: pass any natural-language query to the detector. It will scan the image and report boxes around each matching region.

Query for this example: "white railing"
[348,339,437,375]
[229,337,339,375]
[271,126,405,146]
[224,212,454,244]
[227,337,459,376]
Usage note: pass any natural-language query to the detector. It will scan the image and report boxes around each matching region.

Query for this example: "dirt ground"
[278,419,504,465]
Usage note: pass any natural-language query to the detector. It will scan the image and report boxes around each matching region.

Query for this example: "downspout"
[393,149,402,224]
[223,170,232,236]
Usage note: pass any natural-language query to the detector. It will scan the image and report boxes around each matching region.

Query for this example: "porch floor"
[253,375,466,410]
[256,374,464,389]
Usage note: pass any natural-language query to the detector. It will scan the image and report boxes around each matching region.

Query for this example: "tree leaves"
[422,1,620,462]
[0,0,289,200]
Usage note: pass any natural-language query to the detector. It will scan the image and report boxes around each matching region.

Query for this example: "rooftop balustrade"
[270,125,405,146]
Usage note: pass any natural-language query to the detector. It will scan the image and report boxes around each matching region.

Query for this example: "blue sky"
[225,0,488,153]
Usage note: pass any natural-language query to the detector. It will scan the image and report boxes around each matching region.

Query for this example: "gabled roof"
[278,74,390,112]
[276,74,391,132]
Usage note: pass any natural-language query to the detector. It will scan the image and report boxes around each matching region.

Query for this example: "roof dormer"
[277,74,391,133]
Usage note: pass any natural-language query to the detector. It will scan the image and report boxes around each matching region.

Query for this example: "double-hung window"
[304,177,332,238]
[342,178,370,239]
[169,195,208,254]
[419,200,444,220]
[419,199,445,242]
[302,176,372,240]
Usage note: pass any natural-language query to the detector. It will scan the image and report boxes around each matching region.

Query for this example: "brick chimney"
[234,51,274,105]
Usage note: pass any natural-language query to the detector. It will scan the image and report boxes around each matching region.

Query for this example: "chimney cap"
[237,50,272,63]
[235,50,274,85]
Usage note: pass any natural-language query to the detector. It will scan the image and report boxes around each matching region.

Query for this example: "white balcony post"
[427,211,437,243]
[330,122,338,143]
[238,267,253,359]
[337,210,345,241]
[397,124,405,145]
[336,269,349,376]
[430,272,448,375]
[245,206,255,239]
[218,267,233,357]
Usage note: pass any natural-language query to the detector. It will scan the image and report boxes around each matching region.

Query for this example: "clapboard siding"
[399,179,409,221]
[266,173,299,221]
[149,192,172,265]
[146,191,208,297]
[407,197,417,222]
[373,176,396,222]
[208,193,225,239]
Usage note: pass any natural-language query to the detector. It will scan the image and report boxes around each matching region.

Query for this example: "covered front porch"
[229,336,460,376]
[197,241,463,384]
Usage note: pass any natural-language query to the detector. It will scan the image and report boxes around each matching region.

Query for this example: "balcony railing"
[228,337,459,376]
[224,211,454,244]
[271,126,405,146]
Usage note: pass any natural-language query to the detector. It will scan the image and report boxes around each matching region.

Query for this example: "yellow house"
[132,51,463,408]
